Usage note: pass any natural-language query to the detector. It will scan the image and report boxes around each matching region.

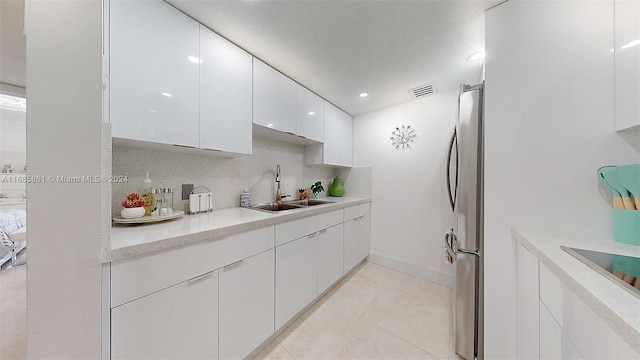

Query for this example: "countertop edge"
[512,227,640,354]
[105,197,371,263]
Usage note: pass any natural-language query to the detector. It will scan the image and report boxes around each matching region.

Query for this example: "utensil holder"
[613,209,640,246]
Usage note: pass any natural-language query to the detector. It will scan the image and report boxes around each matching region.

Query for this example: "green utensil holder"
[613,209,640,246]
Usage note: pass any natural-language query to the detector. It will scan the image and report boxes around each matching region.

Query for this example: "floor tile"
[324,278,378,316]
[364,285,453,358]
[384,270,451,307]
[333,317,437,360]
[277,299,360,359]
[0,341,26,360]
[254,341,295,360]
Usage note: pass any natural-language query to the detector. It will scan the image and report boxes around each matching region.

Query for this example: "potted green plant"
[310,181,324,200]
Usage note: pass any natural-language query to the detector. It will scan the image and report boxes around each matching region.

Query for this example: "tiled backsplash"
[112,136,336,216]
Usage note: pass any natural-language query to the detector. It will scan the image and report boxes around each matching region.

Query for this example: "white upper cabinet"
[110,0,199,147]
[615,0,640,131]
[296,85,324,142]
[199,25,252,154]
[253,58,297,134]
[305,101,353,167]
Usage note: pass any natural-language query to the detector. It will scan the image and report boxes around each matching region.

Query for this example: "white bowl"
[121,207,145,219]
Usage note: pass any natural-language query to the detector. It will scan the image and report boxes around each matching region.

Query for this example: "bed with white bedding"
[0,209,27,268]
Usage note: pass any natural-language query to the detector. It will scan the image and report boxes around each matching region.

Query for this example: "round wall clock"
[390,125,417,150]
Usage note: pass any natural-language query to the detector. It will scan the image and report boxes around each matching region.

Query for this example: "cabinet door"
[296,85,324,142]
[614,0,640,131]
[516,242,539,359]
[253,58,296,133]
[111,270,218,360]
[275,235,318,329]
[539,302,583,360]
[343,219,359,273]
[321,102,342,165]
[340,110,353,167]
[317,224,344,294]
[219,250,275,360]
[110,0,199,147]
[199,25,252,154]
[357,215,370,262]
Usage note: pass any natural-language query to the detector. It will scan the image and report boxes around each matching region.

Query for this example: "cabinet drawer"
[344,203,370,221]
[111,226,274,307]
[539,263,637,359]
[275,209,343,246]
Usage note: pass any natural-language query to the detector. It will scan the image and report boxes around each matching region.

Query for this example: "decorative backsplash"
[112,136,337,216]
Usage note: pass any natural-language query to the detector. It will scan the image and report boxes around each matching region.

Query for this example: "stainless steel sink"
[561,246,640,299]
[286,199,336,206]
[250,202,304,212]
[249,199,336,213]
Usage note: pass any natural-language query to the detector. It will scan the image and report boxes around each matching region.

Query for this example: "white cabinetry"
[275,235,318,329]
[253,58,297,134]
[296,85,324,142]
[516,239,638,360]
[219,250,275,360]
[516,242,539,359]
[305,102,353,167]
[615,0,640,131]
[539,302,582,359]
[343,203,370,272]
[199,25,252,154]
[110,0,199,147]
[317,224,344,294]
[111,270,219,360]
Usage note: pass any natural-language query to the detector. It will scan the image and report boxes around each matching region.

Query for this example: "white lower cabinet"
[343,218,359,273]
[111,270,219,360]
[275,235,318,329]
[539,301,583,360]
[516,239,638,360]
[358,214,370,262]
[517,242,540,359]
[219,249,275,360]
[317,224,344,294]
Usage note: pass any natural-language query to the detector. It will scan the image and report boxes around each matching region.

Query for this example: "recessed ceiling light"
[466,52,485,61]
[359,93,368,98]
[308,111,315,115]
[161,92,172,97]
[621,39,640,49]
[188,56,202,64]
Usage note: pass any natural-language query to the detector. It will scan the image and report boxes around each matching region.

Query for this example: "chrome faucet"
[275,164,289,202]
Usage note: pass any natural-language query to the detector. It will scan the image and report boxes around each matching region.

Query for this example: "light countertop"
[107,196,370,263]
[512,227,640,353]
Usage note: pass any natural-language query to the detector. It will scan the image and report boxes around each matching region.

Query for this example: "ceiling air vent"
[410,84,435,98]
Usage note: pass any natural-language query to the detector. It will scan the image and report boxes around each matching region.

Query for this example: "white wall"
[353,90,458,287]
[0,108,26,174]
[25,0,105,358]
[484,1,640,358]
[112,136,336,215]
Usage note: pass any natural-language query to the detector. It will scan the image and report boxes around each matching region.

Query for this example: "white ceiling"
[0,0,503,116]
[168,0,502,116]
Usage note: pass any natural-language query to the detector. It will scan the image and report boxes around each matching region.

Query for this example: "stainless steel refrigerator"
[445,82,484,360]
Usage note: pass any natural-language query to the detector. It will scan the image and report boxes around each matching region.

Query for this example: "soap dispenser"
[141,172,155,216]
[240,188,251,207]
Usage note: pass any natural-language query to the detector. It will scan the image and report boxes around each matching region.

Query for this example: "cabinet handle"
[188,270,214,284]
[172,144,196,149]
[308,232,318,238]
[318,228,328,234]
[224,258,244,269]
[202,148,222,152]
[285,131,296,136]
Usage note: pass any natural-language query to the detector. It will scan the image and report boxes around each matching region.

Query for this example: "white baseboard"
[368,253,455,289]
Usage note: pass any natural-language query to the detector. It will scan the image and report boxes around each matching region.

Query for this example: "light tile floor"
[0,261,455,360]
[0,265,26,360]
[256,261,456,360]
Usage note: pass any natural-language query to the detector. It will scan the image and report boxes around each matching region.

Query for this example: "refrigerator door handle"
[457,248,480,257]
[446,129,458,211]
[444,229,457,263]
